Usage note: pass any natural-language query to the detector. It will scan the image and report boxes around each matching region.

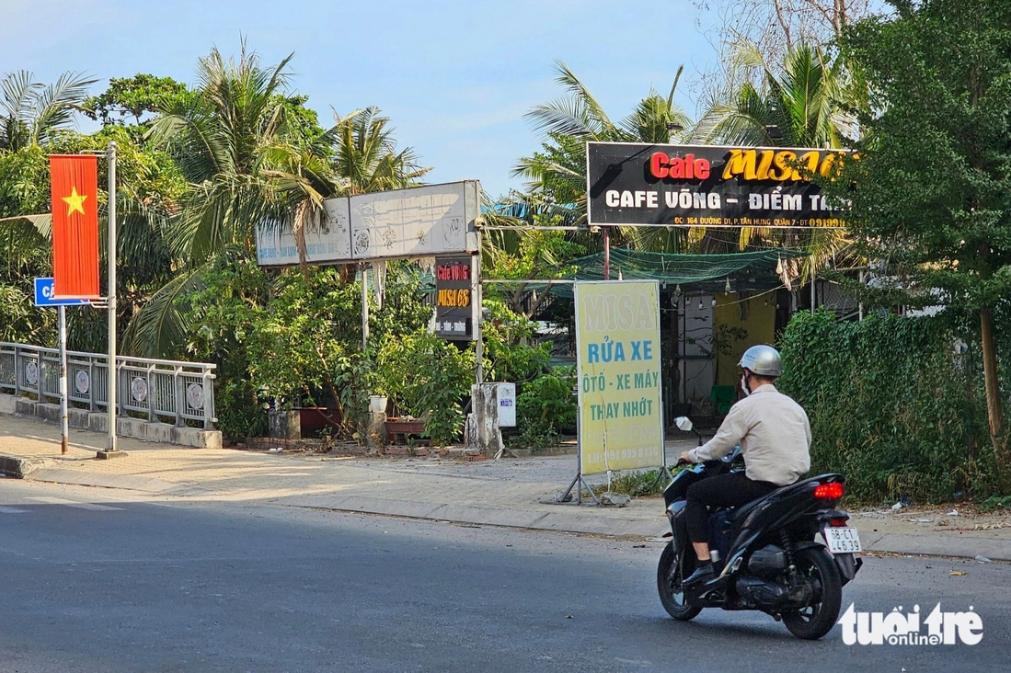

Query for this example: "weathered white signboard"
[255,198,352,267]
[256,181,481,266]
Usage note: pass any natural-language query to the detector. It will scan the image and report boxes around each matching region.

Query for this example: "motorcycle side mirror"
[674,416,694,432]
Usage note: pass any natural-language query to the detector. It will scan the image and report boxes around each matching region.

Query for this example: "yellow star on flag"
[62,186,87,216]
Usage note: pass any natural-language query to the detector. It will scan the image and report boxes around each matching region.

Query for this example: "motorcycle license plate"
[824,526,862,554]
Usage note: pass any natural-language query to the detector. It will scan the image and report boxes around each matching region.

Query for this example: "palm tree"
[330,107,430,196]
[147,44,294,265]
[696,43,856,262]
[1,70,97,251]
[512,61,694,252]
[125,43,296,356]
[699,43,849,149]
[1,71,96,152]
[126,45,432,357]
[0,72,95,346]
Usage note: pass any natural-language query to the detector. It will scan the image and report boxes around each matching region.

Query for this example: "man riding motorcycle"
[677,345,811,590]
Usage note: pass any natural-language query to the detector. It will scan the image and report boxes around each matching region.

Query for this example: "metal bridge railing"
[0,342,216,429]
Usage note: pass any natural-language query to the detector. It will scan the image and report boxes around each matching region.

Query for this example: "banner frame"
[557,279,669,505]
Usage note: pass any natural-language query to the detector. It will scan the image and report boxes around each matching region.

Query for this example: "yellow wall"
[713,292,776,387]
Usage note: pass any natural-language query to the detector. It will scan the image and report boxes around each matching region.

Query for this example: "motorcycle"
[656,416,862,640]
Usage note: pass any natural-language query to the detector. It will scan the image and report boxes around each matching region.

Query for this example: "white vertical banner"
[575,280,664,476]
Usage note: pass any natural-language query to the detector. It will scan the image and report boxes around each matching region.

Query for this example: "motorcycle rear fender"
[813,509,850,524]
[723,478,846,570]
[791,540,863,586]
[791,509,850,537]
[834,553,862,585]
[804,513,863,585]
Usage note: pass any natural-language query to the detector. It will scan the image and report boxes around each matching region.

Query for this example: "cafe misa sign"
[586,142,851,228]
[434,255,478,341]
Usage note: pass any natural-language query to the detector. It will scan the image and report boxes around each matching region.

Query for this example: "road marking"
[0,506,28,514]
[28,497,122,511]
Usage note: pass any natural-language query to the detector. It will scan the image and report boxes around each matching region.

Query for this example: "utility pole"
[603,228,610,281]
[361,263,369,352]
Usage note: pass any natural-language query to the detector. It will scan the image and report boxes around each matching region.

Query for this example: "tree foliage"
[82,74,190,127]
[778,311,1006,500]
[127,43,431,358]
[692,0,879,102]
[834,0,1011,466]
[483,221,584,318]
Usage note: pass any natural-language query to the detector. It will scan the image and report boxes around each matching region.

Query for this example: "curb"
[26,467,181,494]
[859,531,1011,562]
[278,497,1011,561]
[0,453,53,479]
[279,495,667,539]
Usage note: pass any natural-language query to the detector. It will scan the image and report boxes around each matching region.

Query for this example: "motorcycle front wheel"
[657,542,702,621]
[782,547,843,640]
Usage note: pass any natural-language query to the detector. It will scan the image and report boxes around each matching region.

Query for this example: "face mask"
[741,374,751,396]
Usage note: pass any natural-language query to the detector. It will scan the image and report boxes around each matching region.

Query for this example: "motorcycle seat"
[727,498,763,523]
[727,474,844,523]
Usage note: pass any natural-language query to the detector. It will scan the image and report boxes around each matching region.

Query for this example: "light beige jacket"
[687,384,811,486]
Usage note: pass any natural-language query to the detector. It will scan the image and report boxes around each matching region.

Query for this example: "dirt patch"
[852,504,1011,538]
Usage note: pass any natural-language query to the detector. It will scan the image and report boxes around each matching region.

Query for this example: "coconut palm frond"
[551,60,618,137]
[1,70,94,151]
[526,96,604,140]
[123,265,207,358]
[0,70,38,119]
[619,93,695,144]
[30,71,98,144]
[703,81,775,146]
[0,213,52,236]
[329,106,430,195]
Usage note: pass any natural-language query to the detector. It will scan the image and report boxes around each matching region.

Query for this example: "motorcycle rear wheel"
[657,542,703,621]
[782,547,842,640]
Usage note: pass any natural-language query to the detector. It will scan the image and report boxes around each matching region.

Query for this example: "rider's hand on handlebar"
[676,451,693,467]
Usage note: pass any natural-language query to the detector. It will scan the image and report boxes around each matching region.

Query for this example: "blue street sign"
[34,278,90,307]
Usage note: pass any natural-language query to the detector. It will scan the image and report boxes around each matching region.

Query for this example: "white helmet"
[739,345,782,377]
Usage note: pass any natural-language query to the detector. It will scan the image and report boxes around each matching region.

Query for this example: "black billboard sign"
[434,255,477,341]
[587,142,849,228]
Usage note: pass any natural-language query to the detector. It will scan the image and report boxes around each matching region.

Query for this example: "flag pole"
[99,141,123,457]
[58,304,68,454]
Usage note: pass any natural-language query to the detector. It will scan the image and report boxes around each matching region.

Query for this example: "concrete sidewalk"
[2,414,1010,561]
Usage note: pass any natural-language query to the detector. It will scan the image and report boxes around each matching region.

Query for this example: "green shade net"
[525,248,807,298]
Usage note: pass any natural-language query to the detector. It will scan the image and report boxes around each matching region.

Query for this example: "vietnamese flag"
[50,155,100,298]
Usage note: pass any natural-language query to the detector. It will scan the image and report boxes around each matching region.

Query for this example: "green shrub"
[603,468,666,497]
[215,375,268,441]
[777,311,1004,502]
[512,367,577,449]
[375,329,474,445]
[186,258,434,441]
[481,299,552,384]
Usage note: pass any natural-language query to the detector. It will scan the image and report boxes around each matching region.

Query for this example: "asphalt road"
[0,480,1008,673]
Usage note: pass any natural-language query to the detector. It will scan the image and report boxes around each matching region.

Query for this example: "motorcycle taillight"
[814,483,844,500]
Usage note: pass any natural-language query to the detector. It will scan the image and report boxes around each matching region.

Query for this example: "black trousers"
[685,472,778,544]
